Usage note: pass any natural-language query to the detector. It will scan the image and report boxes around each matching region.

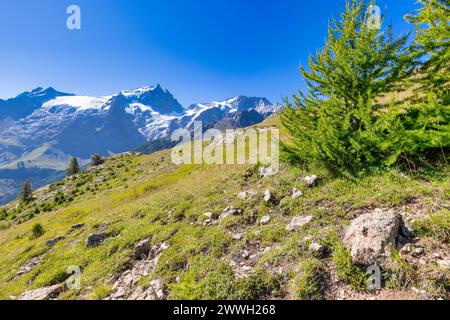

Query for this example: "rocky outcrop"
[18,284,65,300]
[343,209,404,266]
[108,242,170,300]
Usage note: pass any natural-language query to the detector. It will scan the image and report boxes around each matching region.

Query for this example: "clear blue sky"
[0,0,419,106]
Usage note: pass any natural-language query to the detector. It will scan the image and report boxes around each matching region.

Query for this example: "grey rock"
[18,284,64,300]
[303,175,318,187]
[71,223,85,229]
[263,189,274,203]
[291,188,303,199]
[86,233,107,248]
[259,215,271,225]
[343,209,402,266]
[286,216,313,232]
[308,242,325,257]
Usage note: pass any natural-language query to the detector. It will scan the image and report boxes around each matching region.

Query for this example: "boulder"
[343,209,402,266]
[85,233,107,248]
[286,216,313,232]
[18,284,64,300]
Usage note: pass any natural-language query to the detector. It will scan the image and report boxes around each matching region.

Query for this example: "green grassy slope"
[0,117,448,300]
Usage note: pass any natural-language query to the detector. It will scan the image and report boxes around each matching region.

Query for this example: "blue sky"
[0,0,419,106]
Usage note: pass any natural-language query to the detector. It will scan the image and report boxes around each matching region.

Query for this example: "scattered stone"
[414,247,425,255]
[85,233,108,248]
[46,236,66,248]
[232,233,242,241]
[18,284,64,300]
[263,189,275,203]
[237,192,248,200]
[303,175,318,187]
[286,216,313,232]
[291,188,303,199]
[71,223,85,229]
[97,221,109,232]
[259,215,271,225]
[133,238,152,260]
[203,212,218,220]
[343,209,402,266]
[220,206,242,219]
[242,250,250,259]
[309,242,325,257]
[259,167,276,178]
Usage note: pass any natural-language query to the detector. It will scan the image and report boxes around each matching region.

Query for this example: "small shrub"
[30,223,45,239]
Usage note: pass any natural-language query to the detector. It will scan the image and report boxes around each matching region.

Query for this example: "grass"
[0,118,448,300]
[289,258,323,300]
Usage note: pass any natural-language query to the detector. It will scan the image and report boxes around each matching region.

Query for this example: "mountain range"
[0,85,281,204]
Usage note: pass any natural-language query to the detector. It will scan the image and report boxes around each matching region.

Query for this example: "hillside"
[0,116,448,300]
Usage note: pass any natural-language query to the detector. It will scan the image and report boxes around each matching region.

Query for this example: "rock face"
[343,209,403,266]
[286,216,313,232]
[18,284,64,300]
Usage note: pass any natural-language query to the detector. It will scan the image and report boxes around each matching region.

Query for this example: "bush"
[30,223,45,239]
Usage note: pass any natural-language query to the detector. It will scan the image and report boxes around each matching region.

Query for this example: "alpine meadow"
[0,0,448,304]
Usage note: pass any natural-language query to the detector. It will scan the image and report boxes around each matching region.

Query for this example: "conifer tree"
[20,180,33,203]
[67,157,80,176]
[282,0,414,174]
[90,154,104,166]
[406,0,450,100]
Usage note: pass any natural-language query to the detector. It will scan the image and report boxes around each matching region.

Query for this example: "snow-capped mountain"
[0,85,281,204]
